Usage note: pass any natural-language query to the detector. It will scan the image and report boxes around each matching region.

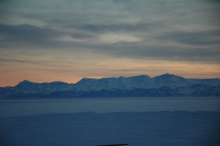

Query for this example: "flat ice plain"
[0,97,220,146]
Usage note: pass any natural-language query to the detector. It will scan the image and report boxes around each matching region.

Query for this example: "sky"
[0,0,220,87]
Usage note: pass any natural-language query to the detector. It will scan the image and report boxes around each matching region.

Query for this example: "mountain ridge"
[0,73,220,98]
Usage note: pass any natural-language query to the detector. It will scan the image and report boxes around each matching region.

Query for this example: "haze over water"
[1,97,220,117]
[1,97,220,146]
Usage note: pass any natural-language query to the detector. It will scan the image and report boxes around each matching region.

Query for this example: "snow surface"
[1,74,220,98]
[75,74,220,91]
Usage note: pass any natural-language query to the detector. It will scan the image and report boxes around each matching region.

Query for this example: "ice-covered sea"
[0,97,220,146]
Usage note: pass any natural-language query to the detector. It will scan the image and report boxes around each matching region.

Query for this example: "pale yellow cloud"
[97,33,141,44]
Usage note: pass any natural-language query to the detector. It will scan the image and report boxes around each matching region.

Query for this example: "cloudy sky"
[0,0,220,87]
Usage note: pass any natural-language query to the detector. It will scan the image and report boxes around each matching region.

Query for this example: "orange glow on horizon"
[1,52,220,87]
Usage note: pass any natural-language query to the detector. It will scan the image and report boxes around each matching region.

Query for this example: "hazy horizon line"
[2,73,220,88]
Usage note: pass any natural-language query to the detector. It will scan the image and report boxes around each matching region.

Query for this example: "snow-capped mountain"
[0,73,220,98]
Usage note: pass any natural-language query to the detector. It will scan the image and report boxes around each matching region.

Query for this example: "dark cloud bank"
[0,0,220,63]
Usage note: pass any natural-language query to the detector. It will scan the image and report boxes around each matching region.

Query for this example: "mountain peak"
[19,80,32,84]
[16,80,35,87]
[153,73,187,85]
[155,73,182,78]
[162,73,175,76]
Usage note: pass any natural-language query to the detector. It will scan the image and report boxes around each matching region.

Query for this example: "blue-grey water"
[0,97,220,146]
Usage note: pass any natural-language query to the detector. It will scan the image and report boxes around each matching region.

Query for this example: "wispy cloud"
[156,30,220,46]
[0,24,60,47]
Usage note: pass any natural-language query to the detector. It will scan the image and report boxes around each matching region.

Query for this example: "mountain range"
[0,73,220,98]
